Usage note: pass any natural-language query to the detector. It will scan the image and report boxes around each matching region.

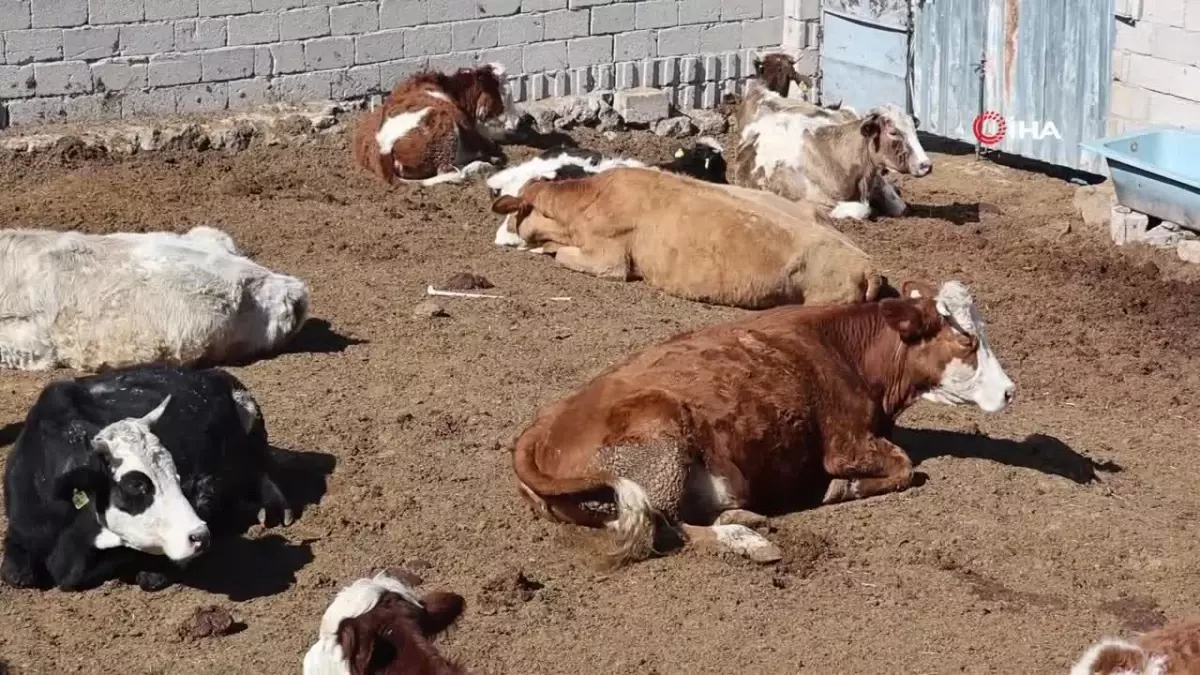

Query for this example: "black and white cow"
[1,366,291,592]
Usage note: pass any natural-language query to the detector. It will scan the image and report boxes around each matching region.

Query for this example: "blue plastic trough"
[1081,127,1200,232]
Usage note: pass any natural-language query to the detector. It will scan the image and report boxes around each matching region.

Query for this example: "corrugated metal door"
[820,0,911,114]
[913,0,1114,172]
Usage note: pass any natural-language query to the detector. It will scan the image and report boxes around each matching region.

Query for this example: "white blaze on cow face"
[91,396,211,562]
[375,108,430,157]
[488,62,522,131]
[303,572,425,675]
[876,104,932,177]
[921,281,1016,413]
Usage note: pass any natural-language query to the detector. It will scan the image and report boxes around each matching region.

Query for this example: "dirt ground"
[0,119,1198,675]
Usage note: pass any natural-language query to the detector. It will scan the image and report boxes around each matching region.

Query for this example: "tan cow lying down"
[490,166,885,309]
[730,79,930,221]
[511,280,1015,564]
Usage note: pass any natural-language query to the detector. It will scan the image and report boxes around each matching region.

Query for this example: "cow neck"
[438,72,483,123]
[818,306,930,419]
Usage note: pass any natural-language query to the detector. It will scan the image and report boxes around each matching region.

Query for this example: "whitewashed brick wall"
[0,0,821,127]
[1109,0,1200,134]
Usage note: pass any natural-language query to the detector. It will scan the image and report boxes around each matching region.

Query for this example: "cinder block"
[270,40,305,72]
[1114,20,1153,56]
[379,0,425,27]
[0,65,35,98]
[1150,24,1200,69]
[658,25,700,56]
[1147,89,1200,127]
[521,0,564,11]
[64,27,120,60]
[92,59,147,90]
[678,0,720,24]
[570,0,609,6]
[273,70,334,100]
[332,63,378,97]
[228,76,274,107]
[594,62,613,88]
[477,44,521,70]
[202,46,254,81]
[741,17,779,48]
[793,48,817,74]
[635,1,676,29]
[175,18,227,51]
[146,0,198,20]
[428,52,474,72]
[1127,53,1200,101]
[149,53,202,86]
[331,3,378,35]
[427,0,474,23]
[251,0,303,9]
[121,86,177,115]
[796,0,818,19]
[176,82,228,112]
[479,0,520,16]
[1110,205,1150,245]
[700,23,740,52]
[65,94,122,120]
[7,95,63,124]
[542,9,588,39]
[34,60,92,95]
[781,16,804,49]
[355,29,404,63]
[1144,0,1186,27]
[120,23,174,56]
[89,0,145,24]
[614,30,654,60]
[614,86,667,123]
[31,0,87,28]
[379,56,427,87]
[0,1,32,31]
[1179,240,1200,264]
[280,7,330,40]
[1111,81,1151,120]
[304,36,352,69]
[453,19,499,51]
[722,0,760,20]
[229,13,280,45]
[568,35,611,67]
[5,29,62,64]
[1187,0,1200,31]
[680,55,700,82]
[199,0,251,15]
[523,40,566,71]
[655,56,677,85]
[403,24,449,57]
[763,0,782,18]
[591,4,634,35]
[498,14,542,46]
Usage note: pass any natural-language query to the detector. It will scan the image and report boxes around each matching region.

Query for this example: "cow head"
[752,52,811,98]
[882,280,1015,413]
[665,137,727,184]
[58,396,211,563]
[859,104,932,177]
[470,62,521,131]
[303,572,466,675]
[244,273,310,353]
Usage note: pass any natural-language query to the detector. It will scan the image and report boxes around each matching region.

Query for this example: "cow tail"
[511,440,656,566]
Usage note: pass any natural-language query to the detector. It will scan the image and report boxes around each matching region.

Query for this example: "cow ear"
[860,112,882,138]
[53,452,108,504]
[901,280,937,300]
[880,298,939,342]
[337,618,373,675]
[418,591,465,637]
[491,195,529,215]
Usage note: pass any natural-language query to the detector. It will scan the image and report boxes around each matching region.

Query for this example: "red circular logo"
[972,111,1006,145]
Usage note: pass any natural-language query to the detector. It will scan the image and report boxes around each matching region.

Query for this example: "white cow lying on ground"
[0,226,309,371]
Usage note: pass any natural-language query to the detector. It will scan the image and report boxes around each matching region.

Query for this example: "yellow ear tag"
[674,148,685,158]
[73,489,89,510]
[798,81,809,92]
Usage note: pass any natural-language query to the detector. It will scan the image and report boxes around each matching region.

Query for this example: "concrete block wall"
[0,0,821,128]
[1109,0,1200,134]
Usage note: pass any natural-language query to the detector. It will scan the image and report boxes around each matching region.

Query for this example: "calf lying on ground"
[1073,619,1200,674]
[487,140,727,249]
[1,367,290,591]
[0,226,309,371]
[491,166,885,308]
[731,79,930,220]
[511,280,1014,564]
[353,63,520,186]
[303,571,467,675]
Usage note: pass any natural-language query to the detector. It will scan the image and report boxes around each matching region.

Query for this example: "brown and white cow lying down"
[511,280,1015,564]
[730,79,931,220]
[1072,618,1200,674]
[303,571,466,675]
[352,63,519,187]
[490,166,886,309]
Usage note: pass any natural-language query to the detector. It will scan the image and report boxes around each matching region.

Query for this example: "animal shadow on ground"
[501,122,579,150]
[269,445,337,522]
[0,421,24,448]
[897,428,1123,484]
[180,534,315,601]
[282,318,367,356]
[905,202,982,225]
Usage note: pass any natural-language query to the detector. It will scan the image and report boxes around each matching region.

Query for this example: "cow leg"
[821,436,914,505]
[677,466,781,564]
[679,523,782,564]
[0,535,48,588]
[553,245,630,280]
[871,179,907,217]
[256,474,294,527]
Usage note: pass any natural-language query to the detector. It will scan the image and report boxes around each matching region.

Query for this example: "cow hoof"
[822,478,852,504]
[712,525,782,564]
[715,509,769,528]
[135,570,173,592]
